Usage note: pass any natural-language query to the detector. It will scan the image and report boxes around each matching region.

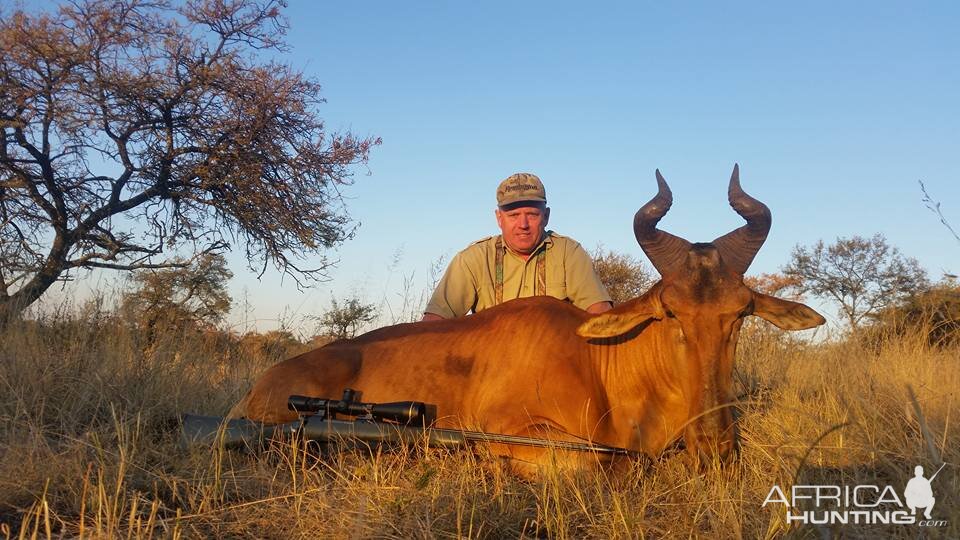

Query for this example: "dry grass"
[0,304,957,539]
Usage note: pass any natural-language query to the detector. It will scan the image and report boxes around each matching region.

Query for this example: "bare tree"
[920,180,960,247]
[0,0,379,323]
[591,246,656,305]
[783,234,928,332]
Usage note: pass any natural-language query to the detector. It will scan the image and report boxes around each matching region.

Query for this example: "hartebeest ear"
[752,292,826,330]
[576,295,664,339]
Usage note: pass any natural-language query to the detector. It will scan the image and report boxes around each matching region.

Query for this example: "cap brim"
[498,198,547,209]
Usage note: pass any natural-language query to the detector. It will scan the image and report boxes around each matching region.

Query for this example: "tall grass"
[0,300,956,538]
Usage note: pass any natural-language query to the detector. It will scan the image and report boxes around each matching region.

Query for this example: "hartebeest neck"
[586,320,694,453]
[586,312,739,457]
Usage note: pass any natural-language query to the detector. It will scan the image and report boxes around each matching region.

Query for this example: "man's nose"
[518,215,530,228]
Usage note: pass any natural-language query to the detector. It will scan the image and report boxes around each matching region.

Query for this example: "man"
[904,465,937,520]
[422,172,612,321]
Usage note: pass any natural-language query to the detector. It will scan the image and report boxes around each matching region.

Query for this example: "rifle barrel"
[929,462,947,482]
[179,414,637,456]
[456,429,636,455]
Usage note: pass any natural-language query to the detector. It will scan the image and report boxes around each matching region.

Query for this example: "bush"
[591,247,656,305]
[866,280,960,348]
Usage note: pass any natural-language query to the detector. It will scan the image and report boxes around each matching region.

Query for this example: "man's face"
[495,202,550,255]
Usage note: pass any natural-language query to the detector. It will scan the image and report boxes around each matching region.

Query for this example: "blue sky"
[49,1,960,332]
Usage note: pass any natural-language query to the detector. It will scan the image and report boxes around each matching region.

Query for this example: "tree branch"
[0,0,376,320]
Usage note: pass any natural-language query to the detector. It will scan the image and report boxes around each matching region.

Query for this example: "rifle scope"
[287,392,429,425]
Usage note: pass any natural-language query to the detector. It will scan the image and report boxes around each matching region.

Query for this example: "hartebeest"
[229,166,825,472]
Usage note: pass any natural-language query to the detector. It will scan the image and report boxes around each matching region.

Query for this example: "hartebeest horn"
[634,170,692,276]
[712,164,771,275]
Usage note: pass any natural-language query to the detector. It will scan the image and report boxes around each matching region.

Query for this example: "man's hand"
[421,313,445,322]
[586,301,613,314]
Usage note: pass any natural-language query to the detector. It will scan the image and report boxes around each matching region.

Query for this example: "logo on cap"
[496,173,547,207]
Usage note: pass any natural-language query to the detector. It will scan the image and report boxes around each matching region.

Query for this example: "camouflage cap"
[496,173,547,207]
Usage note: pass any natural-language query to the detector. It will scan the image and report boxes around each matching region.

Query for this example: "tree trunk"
[0,295,28,328]
[0,240,70,327]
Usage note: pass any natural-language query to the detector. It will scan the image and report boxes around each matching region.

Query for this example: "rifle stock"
[180,414,468,450]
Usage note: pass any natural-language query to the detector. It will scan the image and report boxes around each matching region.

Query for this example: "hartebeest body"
[229,166,825,471]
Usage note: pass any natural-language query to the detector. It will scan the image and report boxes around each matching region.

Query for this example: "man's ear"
[753,292,826,330]
[577,293,664,338]
[543,206,550,226]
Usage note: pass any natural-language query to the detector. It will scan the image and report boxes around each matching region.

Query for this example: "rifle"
[929,462,947,482]
[181,388,638,457]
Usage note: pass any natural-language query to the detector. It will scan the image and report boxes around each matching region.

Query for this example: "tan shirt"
[425,231,611,319]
